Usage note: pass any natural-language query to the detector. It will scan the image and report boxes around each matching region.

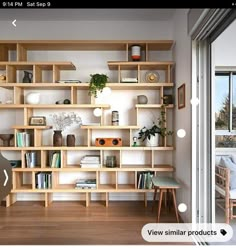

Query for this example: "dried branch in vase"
[49,112,82,131]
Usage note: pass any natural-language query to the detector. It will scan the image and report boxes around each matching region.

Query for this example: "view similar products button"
[142,223,233,243]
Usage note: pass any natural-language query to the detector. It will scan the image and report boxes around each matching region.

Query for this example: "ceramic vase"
[67,134,75,147]
[53,130,63,147]
[137,95,148,104]
[145,134,159,147]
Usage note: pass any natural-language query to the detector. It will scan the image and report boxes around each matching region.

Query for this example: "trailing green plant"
[158,103,174,137]
[138,101,173,142]
[88,73,109,98]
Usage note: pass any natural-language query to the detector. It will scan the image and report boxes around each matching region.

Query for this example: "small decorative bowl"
[0,134,14,147]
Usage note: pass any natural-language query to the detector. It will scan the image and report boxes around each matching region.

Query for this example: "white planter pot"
[25,92,40,104]
[146,134,159,147]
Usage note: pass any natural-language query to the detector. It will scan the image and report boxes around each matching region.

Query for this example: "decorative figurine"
[132,136,138,147]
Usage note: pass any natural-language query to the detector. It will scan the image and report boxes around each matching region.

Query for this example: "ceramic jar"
[22,71,33,83]
[67,134,75,147]
[53,130,63,147]
[137,95,148,104]
[131,45,141,61]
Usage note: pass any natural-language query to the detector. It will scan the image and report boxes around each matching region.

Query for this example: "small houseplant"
[138,123,161,146]
[88,73,109,98]
[138,103,173,146]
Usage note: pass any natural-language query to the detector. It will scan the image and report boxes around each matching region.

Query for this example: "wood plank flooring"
[0,200,194,245]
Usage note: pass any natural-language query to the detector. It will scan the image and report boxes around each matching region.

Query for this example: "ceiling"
[0,8,176,21]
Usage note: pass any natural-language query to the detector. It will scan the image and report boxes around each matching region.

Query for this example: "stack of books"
[75,179,96,189]
[35,172,52,189]
[137,171,154,189]
[25,152,37,168]
[80,155,100,168]
[55,80,81,83]
[16,132,30,147]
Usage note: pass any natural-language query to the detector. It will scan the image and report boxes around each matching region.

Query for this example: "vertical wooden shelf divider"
[17,43,27,62]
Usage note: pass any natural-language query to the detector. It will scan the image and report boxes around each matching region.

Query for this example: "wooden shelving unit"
[0,40,175,208]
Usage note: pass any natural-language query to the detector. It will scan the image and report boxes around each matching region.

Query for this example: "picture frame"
[178,83,185,109]
[29,116,46,126]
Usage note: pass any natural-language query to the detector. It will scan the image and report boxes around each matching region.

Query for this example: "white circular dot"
[190,98,199,106]
[177,129,186,138]
[101,87,112,97]
[178,203,187,213]
[93,108,102,117]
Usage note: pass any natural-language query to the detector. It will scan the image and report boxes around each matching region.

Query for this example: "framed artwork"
[29,116,46,126]
[178,83,186,109]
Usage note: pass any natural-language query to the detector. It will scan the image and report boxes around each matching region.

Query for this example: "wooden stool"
[152,176,180,223]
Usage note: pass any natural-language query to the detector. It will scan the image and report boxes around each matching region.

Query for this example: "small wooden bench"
[152,176,181,223]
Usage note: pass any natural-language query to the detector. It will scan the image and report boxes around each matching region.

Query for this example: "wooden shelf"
[12,165,174,172]
[106,83,174,90]
[81,125,140,129]
[0,104,111,109]
[0,61,76,70]
[136,104,174,109]
[0,82,174,90]
[108,61,175,70]
[0,146,174,151]
[12,125,52,129]
[0,40,174,51]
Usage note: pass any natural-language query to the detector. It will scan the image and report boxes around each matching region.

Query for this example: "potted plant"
[138,103,174,146]
[88,73,109,98]
[138,123,161,146]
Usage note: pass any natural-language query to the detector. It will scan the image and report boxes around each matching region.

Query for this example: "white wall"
[0,20,172,40]
[172,9,192,223]
[214,19,236,66]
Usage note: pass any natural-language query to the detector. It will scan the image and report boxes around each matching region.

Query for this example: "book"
[121,77,138,83]
[49,151,61,168]
[76,179,96,184]
[80,164,101,168]
[55,80,81,83]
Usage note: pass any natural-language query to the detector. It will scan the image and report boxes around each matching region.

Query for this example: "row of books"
[25,152,37,168]
[75,178,96,189]
[16,132,31,147]
[137,171,154,189]
[35,172,52,189]
[80,155,100,168]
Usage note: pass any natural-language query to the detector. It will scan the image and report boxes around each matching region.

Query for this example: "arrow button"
[0,152,12,202]
[12,19,16,27]
[3,169,8,186]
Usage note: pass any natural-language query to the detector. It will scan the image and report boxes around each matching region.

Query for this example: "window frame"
[215,68,236,136]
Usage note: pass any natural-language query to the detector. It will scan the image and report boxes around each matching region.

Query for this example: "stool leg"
[165,189,167,208]
[167,189,171,212]
[152,187,157,212]
[171,189,179,223]
[157,189,163,223]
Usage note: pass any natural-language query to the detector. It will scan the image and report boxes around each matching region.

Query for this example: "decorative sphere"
[93,108,102,117]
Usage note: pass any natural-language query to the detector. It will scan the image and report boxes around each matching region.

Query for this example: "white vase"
[146,134,159,147]
[25,92,40,104]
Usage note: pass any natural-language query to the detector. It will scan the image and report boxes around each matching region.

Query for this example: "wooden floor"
[0,200,194,245]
